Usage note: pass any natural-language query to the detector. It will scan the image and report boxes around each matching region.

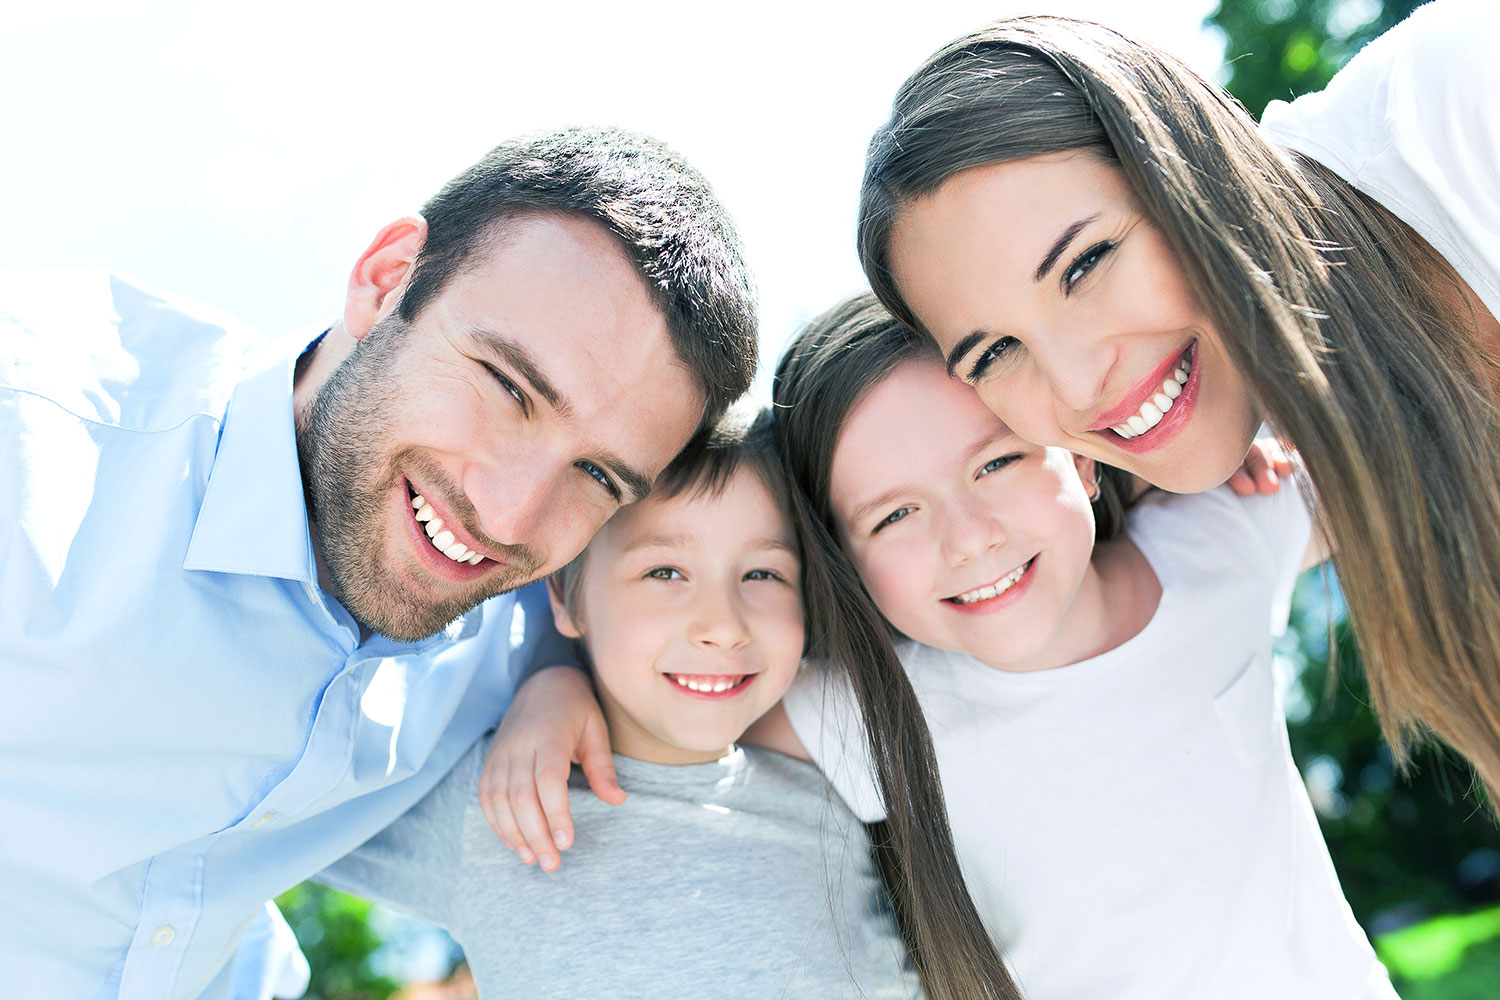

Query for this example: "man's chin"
[348,572,541,643]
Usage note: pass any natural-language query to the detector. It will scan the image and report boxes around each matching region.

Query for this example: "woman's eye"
[873,506,915,533]
[646,567,684,581]
[576,460,622,502]
[482,363,529,412]
[978,454,1022,479]
[1062,240,1116,293]
[967,337,1018,383]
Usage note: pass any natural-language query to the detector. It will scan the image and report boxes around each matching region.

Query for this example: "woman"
[856,3,1500,803]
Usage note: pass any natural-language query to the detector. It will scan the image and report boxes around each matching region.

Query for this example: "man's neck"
[291,321,359,426]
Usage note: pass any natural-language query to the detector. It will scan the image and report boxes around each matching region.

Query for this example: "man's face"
[298,214,707,642]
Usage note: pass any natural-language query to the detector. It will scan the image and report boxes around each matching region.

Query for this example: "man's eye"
[646,567,684,580]
[967,337,1018,383]
[482,363,528,412]
[873,506,914,534]
[576,460,621,501]
[1062,240,1116,293]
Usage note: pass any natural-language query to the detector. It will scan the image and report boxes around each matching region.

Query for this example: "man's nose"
[467,462,558,552]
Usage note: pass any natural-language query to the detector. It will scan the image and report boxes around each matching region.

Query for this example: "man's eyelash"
[1062,240,1117,292]
[481,362,529,414]
[576,460,622,501]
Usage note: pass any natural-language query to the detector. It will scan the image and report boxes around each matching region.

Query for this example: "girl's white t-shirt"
[783,483,1396,1000]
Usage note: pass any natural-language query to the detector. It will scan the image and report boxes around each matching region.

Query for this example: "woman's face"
[887,151,1261,494]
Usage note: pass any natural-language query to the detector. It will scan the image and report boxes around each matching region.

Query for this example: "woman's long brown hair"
[857,15,1500,808]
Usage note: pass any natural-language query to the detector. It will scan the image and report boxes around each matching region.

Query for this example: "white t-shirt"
[784,484,1396,1000]
[1260,0,1500,318]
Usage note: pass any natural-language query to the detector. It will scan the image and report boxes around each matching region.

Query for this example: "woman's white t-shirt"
[783,484,1395,1000]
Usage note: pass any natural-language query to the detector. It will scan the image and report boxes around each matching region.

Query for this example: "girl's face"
[552,466,804,765]
[887,151,1261,495]
[828,359,1105,672]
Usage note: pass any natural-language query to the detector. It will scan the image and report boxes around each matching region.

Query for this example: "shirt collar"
[183,331,321,582]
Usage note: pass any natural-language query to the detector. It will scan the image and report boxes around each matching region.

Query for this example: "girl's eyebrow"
[847,486,915,528]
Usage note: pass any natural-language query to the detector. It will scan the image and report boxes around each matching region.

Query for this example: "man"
[0,126,757,999]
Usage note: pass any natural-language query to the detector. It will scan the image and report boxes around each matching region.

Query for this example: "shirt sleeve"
[315,739,482,928]
[780,665,888,823]
[1234,469,1315,635]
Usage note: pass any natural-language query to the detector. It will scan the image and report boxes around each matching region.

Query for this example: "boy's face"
[552,466,804,765]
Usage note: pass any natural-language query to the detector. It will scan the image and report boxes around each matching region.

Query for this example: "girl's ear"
[1074,453,1101,502]
[547,576,585,639]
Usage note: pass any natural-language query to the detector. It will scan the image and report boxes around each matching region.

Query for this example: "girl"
[767,293,1392,999]
[856,4,1500,806]
[327,406,1020,1000]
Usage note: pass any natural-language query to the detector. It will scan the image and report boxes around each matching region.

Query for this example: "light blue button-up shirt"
[0,270,559,1000]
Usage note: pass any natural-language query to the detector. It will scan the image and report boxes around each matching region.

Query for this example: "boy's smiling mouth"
[664,673,755,697]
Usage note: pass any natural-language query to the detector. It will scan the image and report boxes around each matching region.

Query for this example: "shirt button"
[151,925,176,947]
[251,811,275,828]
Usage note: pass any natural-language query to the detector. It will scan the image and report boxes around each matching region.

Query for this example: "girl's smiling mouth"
[945,558,1036,608]
[663,673,756,699]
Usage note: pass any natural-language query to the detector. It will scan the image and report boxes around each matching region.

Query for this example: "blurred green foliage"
[274,885,400,1000]
[1208,0,1426,115]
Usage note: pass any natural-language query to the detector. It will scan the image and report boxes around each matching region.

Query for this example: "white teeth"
[952,562,1029,605]
[431,529,455,550]
[1110,352,1192,440]
[444,541,469,560]
[415,502,435,524]
[424,516,443,538]
[411,499,483,564]
[466,552,484,566]
[411,495,424,510]
[670,675,743,693]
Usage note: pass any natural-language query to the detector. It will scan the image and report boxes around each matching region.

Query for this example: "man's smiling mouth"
[410,491,486,566]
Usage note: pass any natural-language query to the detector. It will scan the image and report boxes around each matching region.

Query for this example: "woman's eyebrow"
[1034,214,1101,282]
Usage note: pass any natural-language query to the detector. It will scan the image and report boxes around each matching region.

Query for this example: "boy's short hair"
[551,401,796,623]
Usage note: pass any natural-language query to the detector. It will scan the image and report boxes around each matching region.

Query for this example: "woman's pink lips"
[1090,341,1195,431]
[1103,341,1200,455]
[943,558,1037,615]
[403,481,493,583]
[662,673,756,700]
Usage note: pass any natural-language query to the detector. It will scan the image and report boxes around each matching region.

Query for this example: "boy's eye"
[645,567,684,581]
[576,460,622,502]
[873,506,915,534]
[977,454,1022,479]
[743,568,785,582]
[967,337,1018,383]
[1062,240,1116,293]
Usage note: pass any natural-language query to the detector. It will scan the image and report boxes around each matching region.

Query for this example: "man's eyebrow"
[468,327,570,417]
[1033,214,1101,283]
[606,455,654,505]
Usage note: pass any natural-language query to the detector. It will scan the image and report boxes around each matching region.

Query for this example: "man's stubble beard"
[295,314,540,642]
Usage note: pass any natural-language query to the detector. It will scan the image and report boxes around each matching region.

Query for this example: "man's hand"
[1226,437,1293,496]
[478,665,622,873]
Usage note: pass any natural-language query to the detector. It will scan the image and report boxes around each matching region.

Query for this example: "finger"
[1227,468,1255,496]
[579,715,627,807]
[508,757,561,871]
[1257,463,1280,494]
[535,755,577,854]
[476,751,516,851]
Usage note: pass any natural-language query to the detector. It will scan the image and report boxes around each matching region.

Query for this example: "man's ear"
[344,216,428,340]
[547,575,584,639]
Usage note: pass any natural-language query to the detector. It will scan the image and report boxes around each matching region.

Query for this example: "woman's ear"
[547,575,584,639]
[343,216,429,340]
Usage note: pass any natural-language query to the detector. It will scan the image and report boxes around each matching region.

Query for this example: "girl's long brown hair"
[771,308,1025,999]
[857,15,1500,808]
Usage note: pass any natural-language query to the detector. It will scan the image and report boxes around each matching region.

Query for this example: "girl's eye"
[1062,240,1117,293]
[576,460,622,502]
[743,568,785,582]
[482,362,530,413]
[978,454,1022,479]
[646,567,684,581]
[873,506,915,534]
[967,336,1018,383]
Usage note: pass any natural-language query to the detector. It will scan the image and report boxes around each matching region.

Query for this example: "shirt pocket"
[1212,654,1277,768]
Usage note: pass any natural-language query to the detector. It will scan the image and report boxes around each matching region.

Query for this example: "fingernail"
[518,848,535,864]
[554,829,571,850]
[540,855,557,872]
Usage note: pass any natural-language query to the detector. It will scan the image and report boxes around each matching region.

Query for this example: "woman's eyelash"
[967,337,1018,383]
[1062,240,1117,292]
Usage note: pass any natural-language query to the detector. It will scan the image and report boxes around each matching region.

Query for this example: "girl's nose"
[690,586,752,650]
[940,495,1008,566]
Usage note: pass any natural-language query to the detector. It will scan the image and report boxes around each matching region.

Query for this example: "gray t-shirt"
[328,740,921,999]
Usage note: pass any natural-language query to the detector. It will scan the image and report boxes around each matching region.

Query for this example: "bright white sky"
[1,0,1223,385]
